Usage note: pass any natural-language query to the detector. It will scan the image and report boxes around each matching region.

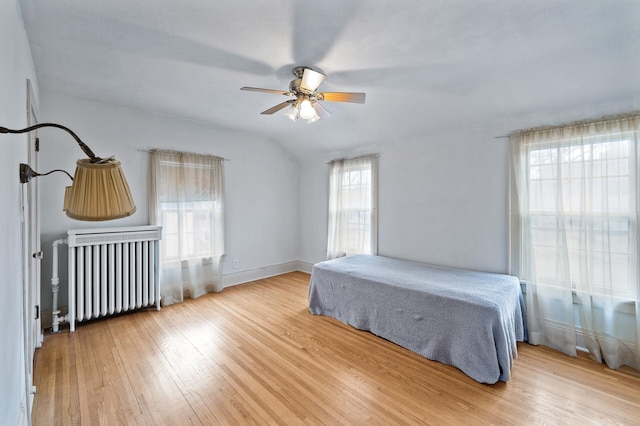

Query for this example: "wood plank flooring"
[33,271,640,425]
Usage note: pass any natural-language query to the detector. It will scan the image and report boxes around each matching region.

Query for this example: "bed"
[308,255,525,384]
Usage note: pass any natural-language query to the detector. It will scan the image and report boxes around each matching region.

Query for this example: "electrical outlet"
[233,259,239,269]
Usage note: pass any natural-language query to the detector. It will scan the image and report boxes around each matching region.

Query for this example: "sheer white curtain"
[149,150,225,306]
[510,113,640,370]
[327,155,378,259]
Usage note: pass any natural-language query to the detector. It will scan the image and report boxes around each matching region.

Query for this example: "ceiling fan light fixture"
[300,68,326,93]
[284,105,298,121]
[299,98,315,120]
[306,111,321,124]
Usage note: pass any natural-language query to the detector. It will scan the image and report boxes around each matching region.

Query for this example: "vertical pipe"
[136,242,142,308]
[116,243,122,313]
[77,247,84,325]
[100,244,107,317]
[129,242,136,309]
[69,245,76,332]
[155,239,161,310]
[85,245,93,320]
[123,242,129,309]
[148,241,155,306]
[108,243,115,315]
[51,238,67,333]
[142,241,149,307]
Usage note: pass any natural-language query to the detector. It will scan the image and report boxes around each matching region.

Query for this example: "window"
[161,200,217,261]
[526,137,636,298]
[510,113,640,369]
[512,114,638,299]
[149,150,225,305]
[327,155,378,259]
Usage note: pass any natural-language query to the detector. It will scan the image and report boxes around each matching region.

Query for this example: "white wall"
[0,1,39,424]
[37,91,300,322]
[298,101,640,275]
[298,127,513,274]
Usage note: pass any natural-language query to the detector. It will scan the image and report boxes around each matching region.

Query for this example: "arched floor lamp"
[1,123,136,221]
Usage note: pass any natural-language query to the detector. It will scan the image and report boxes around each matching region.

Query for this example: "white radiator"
[67,225,162,332]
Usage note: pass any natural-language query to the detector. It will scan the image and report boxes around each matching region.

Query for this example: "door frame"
[22,78,41,422]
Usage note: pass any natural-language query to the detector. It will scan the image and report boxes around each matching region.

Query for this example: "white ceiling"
[18,0,640,158]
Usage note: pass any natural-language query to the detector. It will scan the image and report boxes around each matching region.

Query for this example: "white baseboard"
[222,260,300,288]
[296,260,314,274]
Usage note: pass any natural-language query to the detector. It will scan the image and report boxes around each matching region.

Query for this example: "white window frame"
[510,124,639,300]
[327,155,378,259]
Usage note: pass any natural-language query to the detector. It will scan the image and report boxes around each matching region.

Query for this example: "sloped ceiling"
[18,0,640,158]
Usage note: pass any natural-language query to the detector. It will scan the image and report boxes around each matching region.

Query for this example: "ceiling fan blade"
[312,102,332,119]
[301,68,326,92]
[292,0,358,64]
[241,87,289,95]
[261,100,295,115]
[319,92,366,104]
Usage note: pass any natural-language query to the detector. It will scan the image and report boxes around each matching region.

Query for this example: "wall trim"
[222,260,300,288]
[296,260,315,274]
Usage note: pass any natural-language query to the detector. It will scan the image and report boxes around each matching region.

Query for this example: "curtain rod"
[326,153,380,164]
[137,148,230,161]
[494,111,640,140]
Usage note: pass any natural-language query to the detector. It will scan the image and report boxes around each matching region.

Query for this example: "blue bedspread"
[308,255,525,383]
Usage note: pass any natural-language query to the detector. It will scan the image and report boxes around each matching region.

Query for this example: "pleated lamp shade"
[63,158,136,221]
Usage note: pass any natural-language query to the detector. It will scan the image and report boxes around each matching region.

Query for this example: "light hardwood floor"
[33,271,640,425]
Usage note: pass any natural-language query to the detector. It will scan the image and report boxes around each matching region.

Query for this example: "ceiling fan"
[240,66,366,123]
